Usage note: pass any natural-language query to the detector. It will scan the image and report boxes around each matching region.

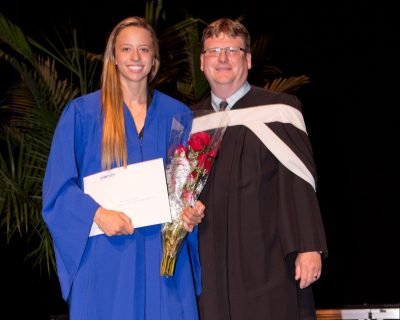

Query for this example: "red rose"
[197,153,207,168]
[174,145,187,156]
[204,157,213,172]
[182,190,195,204]
[191,167,201,180]
[209,147,218,158]
[188,132,211,152]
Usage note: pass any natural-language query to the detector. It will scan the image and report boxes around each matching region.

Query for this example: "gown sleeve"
[186,227,201,295]
[42,101,99,300]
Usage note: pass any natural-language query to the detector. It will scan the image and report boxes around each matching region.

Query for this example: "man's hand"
[182,200,206,232]
[295,251,322,289]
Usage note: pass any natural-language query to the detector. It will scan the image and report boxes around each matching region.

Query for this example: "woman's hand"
[94,207,134,236]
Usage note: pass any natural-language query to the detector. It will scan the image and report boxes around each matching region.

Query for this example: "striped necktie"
[219,100,228,111]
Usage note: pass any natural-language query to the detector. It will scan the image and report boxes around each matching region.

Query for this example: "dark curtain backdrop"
[1,0,398,318]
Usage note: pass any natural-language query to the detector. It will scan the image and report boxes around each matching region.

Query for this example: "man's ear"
[247,53,252,70]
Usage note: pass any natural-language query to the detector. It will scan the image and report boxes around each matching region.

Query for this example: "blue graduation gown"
[42,90,201,320]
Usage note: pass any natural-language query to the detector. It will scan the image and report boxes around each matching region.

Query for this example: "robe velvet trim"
[192,104,315,190]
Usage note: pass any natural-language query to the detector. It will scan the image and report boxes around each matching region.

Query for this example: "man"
[192,18,328,320]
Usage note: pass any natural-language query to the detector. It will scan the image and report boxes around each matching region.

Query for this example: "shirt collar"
[211,81,251,111]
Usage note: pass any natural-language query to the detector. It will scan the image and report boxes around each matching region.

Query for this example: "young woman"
[42,16,204,319]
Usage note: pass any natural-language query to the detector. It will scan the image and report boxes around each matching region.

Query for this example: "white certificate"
[84,158,171,237]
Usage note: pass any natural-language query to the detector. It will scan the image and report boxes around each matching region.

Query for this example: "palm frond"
[0,13,36,67]
[264,75,310,93]
[30,30,103,95]
[0,133,42,231]
[157,17,209,104]
[145,0,164,28]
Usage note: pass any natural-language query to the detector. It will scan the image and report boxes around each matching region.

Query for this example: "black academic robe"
[191,86,328,320]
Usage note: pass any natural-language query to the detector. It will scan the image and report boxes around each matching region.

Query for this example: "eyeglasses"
[202,47,247,57]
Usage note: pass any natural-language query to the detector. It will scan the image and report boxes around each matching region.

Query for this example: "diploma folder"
[84,158,172,237]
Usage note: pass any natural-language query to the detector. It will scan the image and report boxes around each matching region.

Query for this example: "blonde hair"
[101,16,160,170]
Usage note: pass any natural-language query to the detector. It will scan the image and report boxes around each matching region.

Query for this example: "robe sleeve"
[42,101,99,300]
[268,119,328,258]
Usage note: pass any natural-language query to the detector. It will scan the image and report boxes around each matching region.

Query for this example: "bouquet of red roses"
[160,110,229,276]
